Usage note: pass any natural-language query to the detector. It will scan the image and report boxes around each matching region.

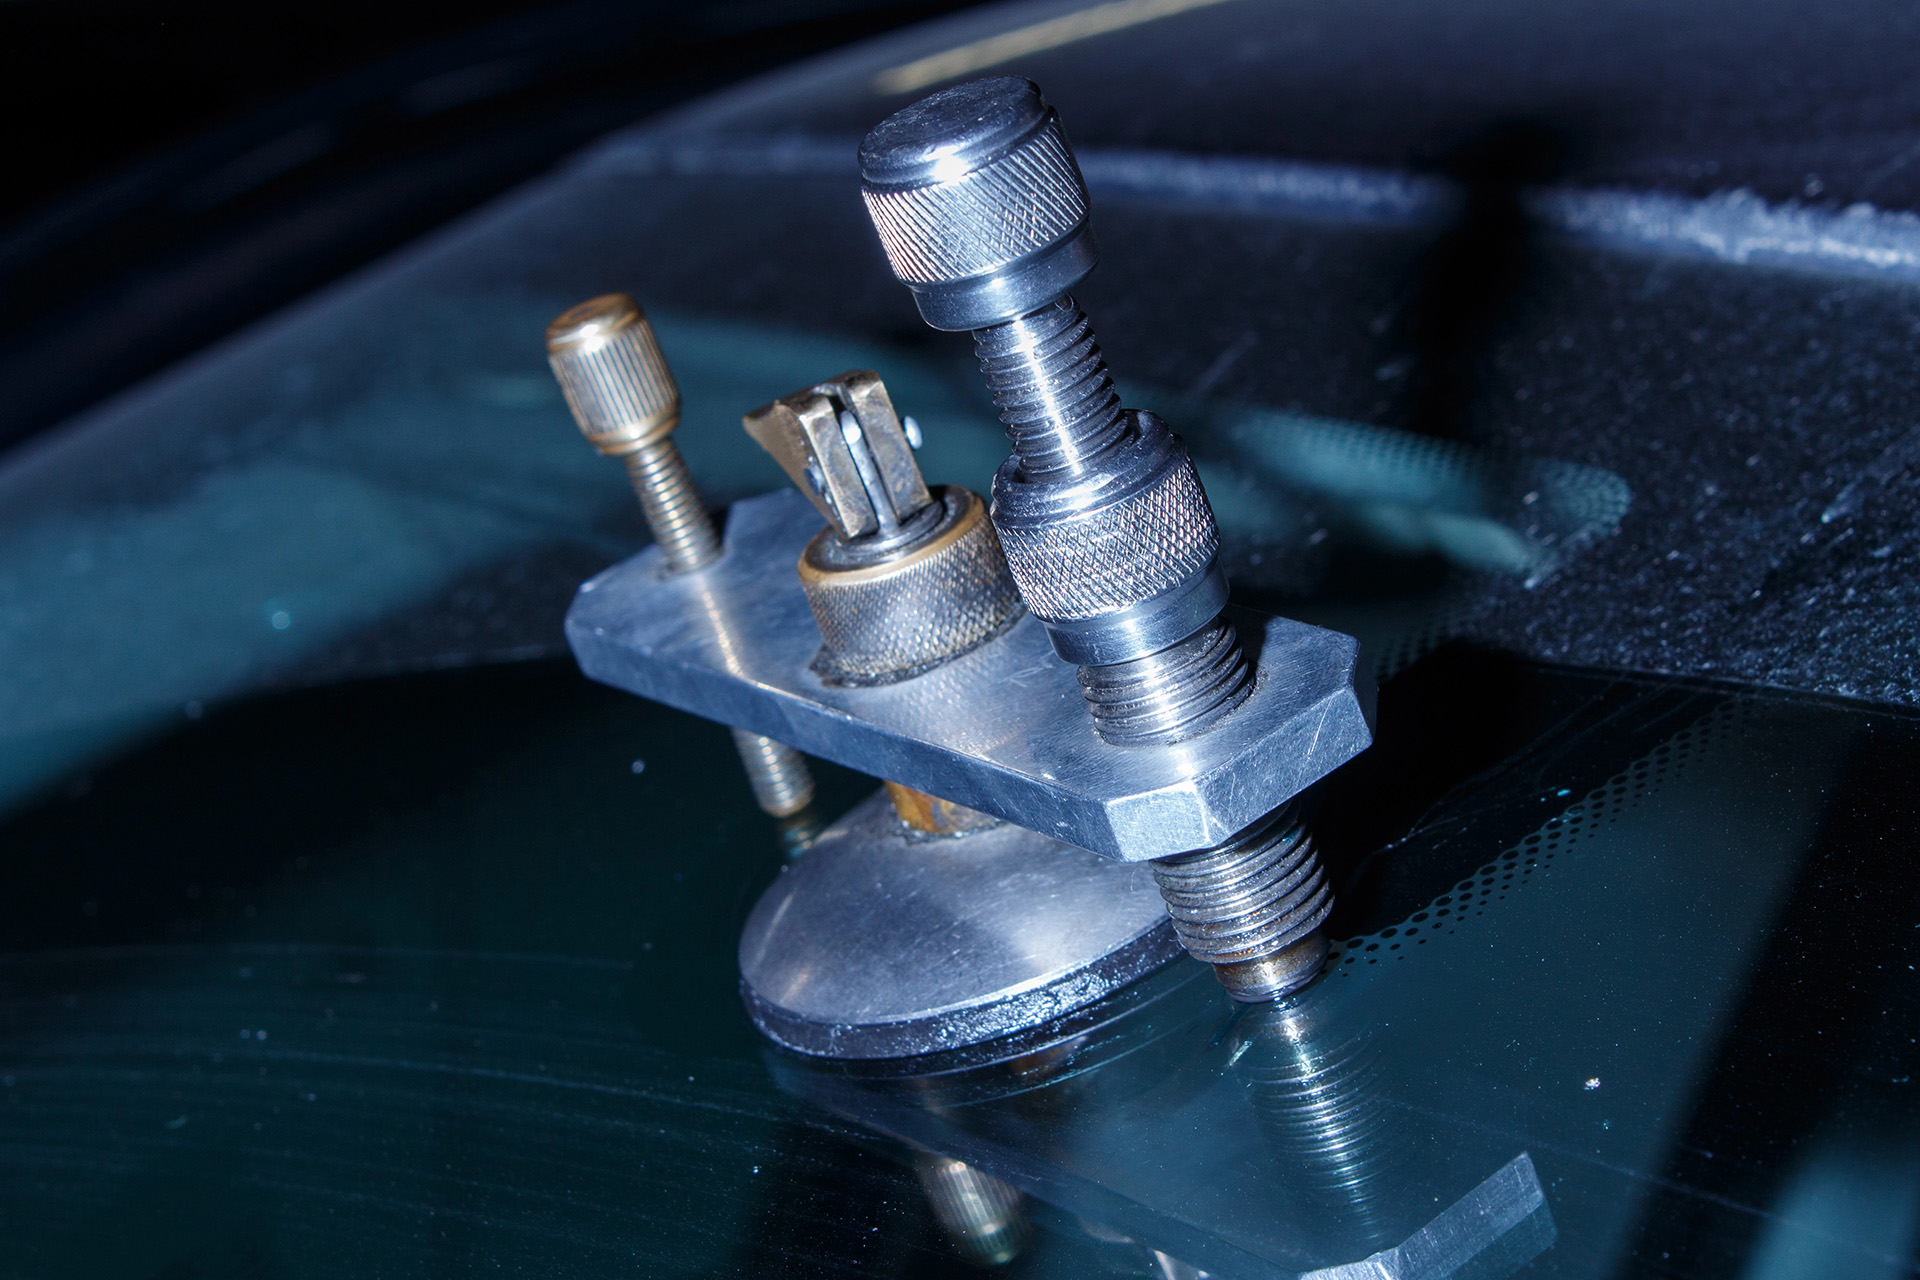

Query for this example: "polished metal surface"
[746,370,1024,685]
[855,78,1355,1001]
[548,293,814,822]
[737,789,1183,1057]
[990,409,1222,656]
[858,82,1253,746]
[1078,615,1253,747]
[858,77,1096,331]
[728,726,814,818]
[972,294,1127,479]
[858,77,1345,999]
[566,489,1375,862]
[977,300,1254,742]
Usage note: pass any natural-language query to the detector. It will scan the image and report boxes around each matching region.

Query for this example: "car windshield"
[7,1,1920,1277]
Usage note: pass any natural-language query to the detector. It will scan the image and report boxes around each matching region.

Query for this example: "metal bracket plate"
[565,489,1375,861]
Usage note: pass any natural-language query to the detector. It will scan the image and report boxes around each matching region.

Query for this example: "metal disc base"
[739,789,1184,1059]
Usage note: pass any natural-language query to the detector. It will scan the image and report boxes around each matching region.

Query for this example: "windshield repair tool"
[563,114,1373,1043]
[855,77,1355,1001]
[545,294,818,834]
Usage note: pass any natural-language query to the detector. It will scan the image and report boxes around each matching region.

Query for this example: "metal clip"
[743,370,932,539]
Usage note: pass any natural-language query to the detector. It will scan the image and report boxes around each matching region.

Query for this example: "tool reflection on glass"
[1232,991,1404,1252]
[766,967,1554,1279]
[913,1152,1033,1266]
[545,294,821,849]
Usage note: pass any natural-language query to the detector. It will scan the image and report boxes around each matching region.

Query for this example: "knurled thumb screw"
[857,79,1331,1000]
[547,294,720,574]
[546,294,816,824]
[859,77,1250,746]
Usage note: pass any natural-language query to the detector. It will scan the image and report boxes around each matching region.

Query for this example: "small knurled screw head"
[545,292,718,575]
[545,293,680,456]
[859,76,1097,332]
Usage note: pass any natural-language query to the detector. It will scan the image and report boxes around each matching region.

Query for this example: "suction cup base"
[739,789,1183,1059]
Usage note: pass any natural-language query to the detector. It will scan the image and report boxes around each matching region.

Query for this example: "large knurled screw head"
[859,76,1097,332]
[545,293,680,456]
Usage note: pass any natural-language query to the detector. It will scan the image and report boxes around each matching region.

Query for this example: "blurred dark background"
[0,0,985,458]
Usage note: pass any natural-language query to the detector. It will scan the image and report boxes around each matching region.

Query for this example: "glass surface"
[6,653,1920,1276]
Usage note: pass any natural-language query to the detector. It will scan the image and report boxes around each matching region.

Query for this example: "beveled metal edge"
[742,922,1186,1060]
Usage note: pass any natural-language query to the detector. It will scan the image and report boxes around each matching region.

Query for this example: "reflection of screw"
[1234,988,1403,1251]
[913,1153,1031,1267]
[1151,1251,1210,1280]
[858,81,1328,998]
[547,294,815,825]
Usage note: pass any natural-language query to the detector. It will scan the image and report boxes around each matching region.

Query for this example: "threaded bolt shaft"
[856,79,1342,999]
[547,293,815,828]
[1152,802,1333,1001]
[973,298,1127,478]
[975,298,1250,744]
[1077,616,1254,746]
[625,441,722,573]
[730,727,815,818]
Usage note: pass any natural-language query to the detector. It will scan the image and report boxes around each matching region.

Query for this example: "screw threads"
[913,1154,1031,1267]
[975,297,1244,744]
[1238,1001,1399,1247]
[973,298,1127,478]
[729,727,815,818]
[1152,802,1333,1001]
[625,442,721,574]
[1077,616,1253,745]
[548,292,816,831]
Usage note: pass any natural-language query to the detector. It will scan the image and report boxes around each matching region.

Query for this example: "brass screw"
[547,293,816,826]
[547,293,721,573]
